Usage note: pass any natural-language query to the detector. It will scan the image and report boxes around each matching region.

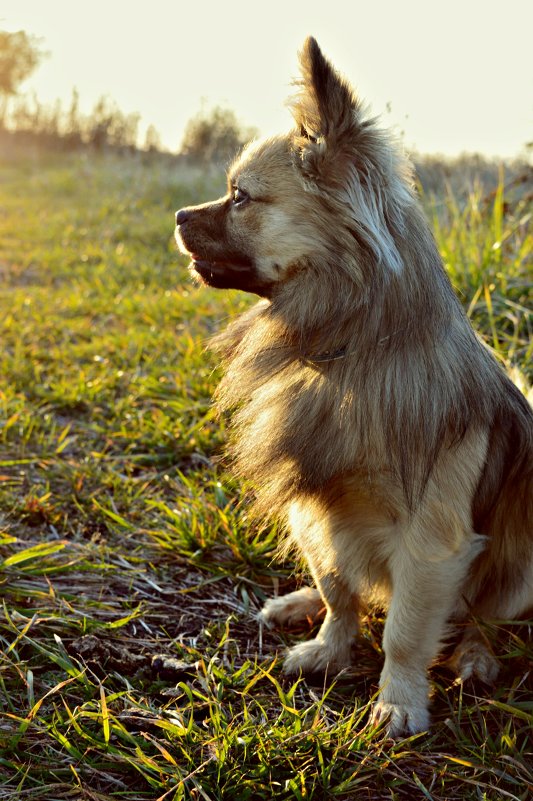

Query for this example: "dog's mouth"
[191,257,251,287]
[189,255,273,297]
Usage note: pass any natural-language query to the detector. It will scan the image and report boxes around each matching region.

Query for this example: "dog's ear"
[289,37,372,190]
[289,38,408,274]
[291,36,357,145]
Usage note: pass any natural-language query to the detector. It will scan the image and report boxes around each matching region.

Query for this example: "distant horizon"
[1,0,532,159]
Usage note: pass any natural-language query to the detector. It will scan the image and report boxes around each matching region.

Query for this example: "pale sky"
[1,0,532,157]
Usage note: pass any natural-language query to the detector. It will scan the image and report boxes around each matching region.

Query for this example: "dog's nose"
[175,209,191,226]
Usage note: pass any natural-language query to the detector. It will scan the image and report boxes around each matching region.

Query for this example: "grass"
[0,148,531,800]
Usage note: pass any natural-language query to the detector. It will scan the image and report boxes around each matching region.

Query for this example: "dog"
[175,37,533,736]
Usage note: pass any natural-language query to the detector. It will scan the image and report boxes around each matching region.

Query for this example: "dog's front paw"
[371,700,430,737]
[374,668,430,736]
[283,639,351,675]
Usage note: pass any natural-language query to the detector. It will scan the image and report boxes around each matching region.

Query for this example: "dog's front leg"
[260,573,359,673]
[281,571,360,674]
[262,500,360,674]
[373,534,481,736]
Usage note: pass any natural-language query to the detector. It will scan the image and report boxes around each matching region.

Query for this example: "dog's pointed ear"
[289,39,408,274]
[290,37,358,145]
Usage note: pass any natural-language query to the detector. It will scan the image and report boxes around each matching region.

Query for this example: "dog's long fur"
[175,37,533,735]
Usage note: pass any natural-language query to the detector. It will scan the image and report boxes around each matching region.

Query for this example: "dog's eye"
[232,188,250,207]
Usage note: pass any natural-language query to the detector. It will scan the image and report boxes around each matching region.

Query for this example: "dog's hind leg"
[450,557,533,684]
[449,623,500,684]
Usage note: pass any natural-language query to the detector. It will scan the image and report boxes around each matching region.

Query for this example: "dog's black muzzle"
[175,207,273,297]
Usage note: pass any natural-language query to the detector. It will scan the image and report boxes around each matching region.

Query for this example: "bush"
[179,103,257,165]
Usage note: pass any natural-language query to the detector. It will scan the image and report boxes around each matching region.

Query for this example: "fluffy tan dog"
[175,37,533,736]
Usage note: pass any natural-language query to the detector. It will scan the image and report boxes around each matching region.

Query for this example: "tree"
[180,103,257,164]
[0,30,45,95]
[86,96,140,150]
[143,124,162,153]
[0,29,45,122]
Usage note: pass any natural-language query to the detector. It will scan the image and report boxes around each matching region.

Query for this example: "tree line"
[0,29,254,161]
[1,28,529,197]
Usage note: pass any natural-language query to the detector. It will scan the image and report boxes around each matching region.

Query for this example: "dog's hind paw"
[371,700,430,738]
[450,634,499,684]
[259,587,324,629]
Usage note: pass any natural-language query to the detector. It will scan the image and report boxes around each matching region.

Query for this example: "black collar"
[300,346,348,366]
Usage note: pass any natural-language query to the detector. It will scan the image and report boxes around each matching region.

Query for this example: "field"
[0,148,531,800]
